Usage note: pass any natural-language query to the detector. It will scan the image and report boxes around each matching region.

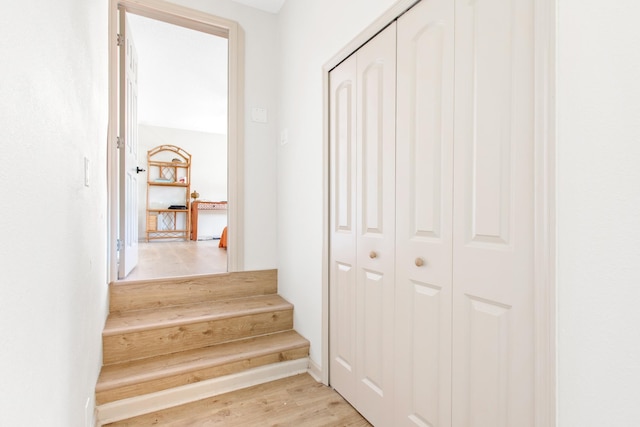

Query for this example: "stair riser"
[103,310,293,365]
[110,270,277,312]
[96,346,309,404]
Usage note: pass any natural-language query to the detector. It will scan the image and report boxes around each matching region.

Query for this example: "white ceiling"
[228,0,286,13]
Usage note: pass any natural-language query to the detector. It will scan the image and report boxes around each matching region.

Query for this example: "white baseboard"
[307,358,323,383]
[96,358,309,426]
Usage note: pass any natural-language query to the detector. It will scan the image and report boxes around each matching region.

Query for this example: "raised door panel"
[355,22,397,427]
[329,54,358,404]
[452,0,535,425]
[395,0,454,425]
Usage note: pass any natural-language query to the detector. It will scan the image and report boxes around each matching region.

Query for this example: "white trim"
[107,0,244,282]
[321,0,557,423]
[534,0,557,425]
[321,63,330,386]
[108,1,118,283]
[95,358,309,425]
[227,23,245,272]
[307,357,322,383]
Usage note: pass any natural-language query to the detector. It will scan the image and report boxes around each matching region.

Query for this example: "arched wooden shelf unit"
[145,145,192,242]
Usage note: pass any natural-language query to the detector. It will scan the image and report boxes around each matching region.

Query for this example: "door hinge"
[117,33,124,47]
[117,239,123,252]
[116,136,123,149]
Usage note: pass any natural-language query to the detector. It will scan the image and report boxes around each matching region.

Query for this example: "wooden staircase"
[95,270,310,424]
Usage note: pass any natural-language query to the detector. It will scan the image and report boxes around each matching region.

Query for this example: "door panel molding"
[329,54,358,403]
[107,0,244,281]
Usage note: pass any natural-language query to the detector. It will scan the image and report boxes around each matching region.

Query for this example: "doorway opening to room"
[127,13,227,281]
[107,0,245,282]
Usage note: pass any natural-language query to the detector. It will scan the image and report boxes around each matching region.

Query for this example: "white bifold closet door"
[394,0,454,425]
[451,0,535,425]
[329,22,397,427]
[330,0,535,424]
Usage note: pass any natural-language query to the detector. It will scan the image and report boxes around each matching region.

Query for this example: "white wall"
[558,1,640,424]
[128,12,229,135]
[138,125,228,239]
[0,0,108,425]
[168,0,279,270]
[276,0,397,366]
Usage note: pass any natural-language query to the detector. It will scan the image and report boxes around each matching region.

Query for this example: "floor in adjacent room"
[123,239,227,281]
[104,373,371,426]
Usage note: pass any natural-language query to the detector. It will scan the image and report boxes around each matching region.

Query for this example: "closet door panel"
[329,54,358,404]
[355,22,397,427]
[453,0,535,425]
[395,0,454,425]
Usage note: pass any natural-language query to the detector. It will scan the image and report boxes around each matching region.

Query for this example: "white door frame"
[321,0,556,425]
[107,0,245,282]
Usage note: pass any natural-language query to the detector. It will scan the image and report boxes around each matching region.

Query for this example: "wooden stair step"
[104,294,292,336]
[109,269,277,313]
[96,330,310,405]
[102,295,294,365]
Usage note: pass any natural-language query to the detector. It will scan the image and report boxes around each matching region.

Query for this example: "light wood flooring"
[104,373,371,426]
[123,240,227,281]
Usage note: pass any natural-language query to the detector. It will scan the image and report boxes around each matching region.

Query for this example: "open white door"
[118,9,140,279]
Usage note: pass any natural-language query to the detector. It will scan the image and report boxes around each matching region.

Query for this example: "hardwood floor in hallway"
[123,239,227,281]
[104,374,371,426]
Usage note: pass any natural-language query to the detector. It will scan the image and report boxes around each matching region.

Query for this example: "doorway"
[127,12,228,281]
[107,0,245,282]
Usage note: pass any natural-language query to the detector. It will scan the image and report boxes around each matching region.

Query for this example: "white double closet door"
[329,0,535,425]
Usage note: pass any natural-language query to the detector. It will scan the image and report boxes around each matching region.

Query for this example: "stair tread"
[96,330,309,392]
[104,294,292,336]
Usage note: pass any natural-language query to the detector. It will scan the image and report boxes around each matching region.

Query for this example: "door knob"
[136,166,146,174]
[415,257,425,267]
[369,251,377,259]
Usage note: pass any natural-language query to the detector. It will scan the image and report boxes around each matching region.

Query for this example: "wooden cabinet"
[145,145,191,242]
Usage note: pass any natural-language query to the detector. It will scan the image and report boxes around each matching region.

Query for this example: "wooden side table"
[190,201,228,240]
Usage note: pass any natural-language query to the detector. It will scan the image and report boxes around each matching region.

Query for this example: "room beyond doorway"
[128,12,228,280]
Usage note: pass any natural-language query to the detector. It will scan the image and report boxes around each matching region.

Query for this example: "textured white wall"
[276,0,398,366]
[168,0,279,270]
[0,0,108,425]
[558,0,640,425]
